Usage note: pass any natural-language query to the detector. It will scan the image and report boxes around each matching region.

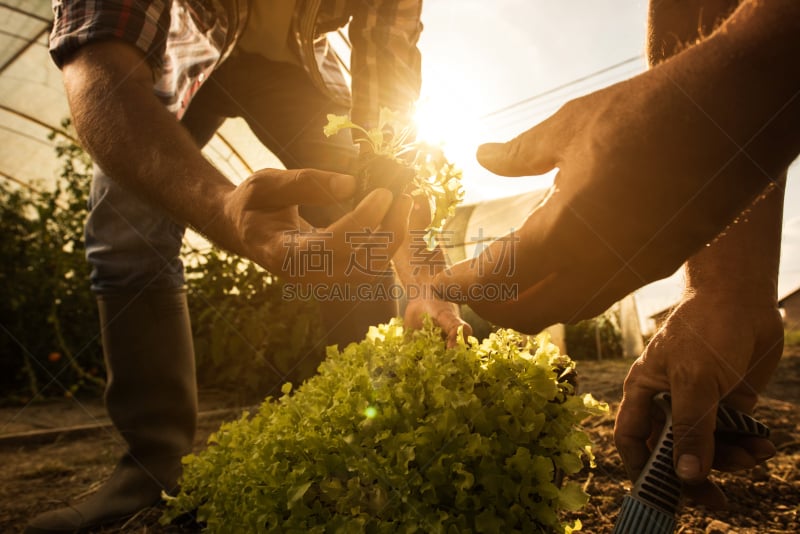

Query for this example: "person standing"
[28,1,466,531]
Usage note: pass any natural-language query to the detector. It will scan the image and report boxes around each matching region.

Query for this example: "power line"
[479,55,644,120]
[481,64,644,136]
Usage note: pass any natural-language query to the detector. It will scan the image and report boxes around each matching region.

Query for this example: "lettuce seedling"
[164,320,607,533]
[324,108,465,249]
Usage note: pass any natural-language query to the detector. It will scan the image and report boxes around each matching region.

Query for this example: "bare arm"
[615,0,786,504]
[617,179,785,504]
[62,39,410,281]
[62,40,239,251]
[646,0,740,64]
[436,0,800,332]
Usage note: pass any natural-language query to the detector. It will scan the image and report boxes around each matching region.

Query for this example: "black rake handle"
[612,392,770,534]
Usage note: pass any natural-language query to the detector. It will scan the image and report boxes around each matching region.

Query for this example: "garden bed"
[1,347,797,533]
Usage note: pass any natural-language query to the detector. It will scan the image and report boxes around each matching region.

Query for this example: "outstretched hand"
[615,293,782,507]
[222,168,413,285]
[434,36,778,334]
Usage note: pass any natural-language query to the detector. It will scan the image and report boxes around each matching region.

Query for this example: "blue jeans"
[86,52,356,292]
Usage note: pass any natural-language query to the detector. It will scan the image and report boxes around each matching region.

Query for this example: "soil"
[1,348,798,533]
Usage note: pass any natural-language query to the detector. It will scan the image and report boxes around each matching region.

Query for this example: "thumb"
[476,114,565,177]
[671,387,719,484]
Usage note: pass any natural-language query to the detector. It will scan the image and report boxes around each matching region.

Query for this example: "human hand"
[222,168,413,284]
[615,293,782,507]
[434,41,778,334]
[403,298,472,348]
[354,150,416,205]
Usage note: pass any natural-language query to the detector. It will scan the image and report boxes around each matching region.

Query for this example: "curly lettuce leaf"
[164,321,608,533]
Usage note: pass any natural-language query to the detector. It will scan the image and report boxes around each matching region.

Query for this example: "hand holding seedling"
[222,167,412,285]
[324,108,464,250]
[324,109,470,345]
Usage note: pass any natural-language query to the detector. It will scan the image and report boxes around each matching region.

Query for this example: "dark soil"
[570,350,800,534]
[1,348,798,533]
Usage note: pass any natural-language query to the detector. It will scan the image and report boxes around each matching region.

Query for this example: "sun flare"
[411,69,492,191]
[412,91,483,158]
[412,70,507,203]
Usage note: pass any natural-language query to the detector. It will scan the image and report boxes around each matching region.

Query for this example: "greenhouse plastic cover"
[0,0,281,192]
[0,1,654,344]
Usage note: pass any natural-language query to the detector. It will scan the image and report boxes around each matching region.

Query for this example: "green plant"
[324,108,464,249]
[785,329,800,348]
[164,319,607,533]
[564,313,623,360]
[183,244,325,403]
[0,120,104,402]
[0,122,326,404]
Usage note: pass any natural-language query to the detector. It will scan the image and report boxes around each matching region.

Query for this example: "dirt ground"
[570,351,800,534]
[1,347,798,533]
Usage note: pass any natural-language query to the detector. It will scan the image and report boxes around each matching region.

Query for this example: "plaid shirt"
[49,0,422,124]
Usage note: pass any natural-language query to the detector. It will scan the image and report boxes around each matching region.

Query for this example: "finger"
[446,319,473,348]
[434,308,470,348]
[712,436,776,472]
[378,194,414,255]
[251,168,356,208]
[476,113,563,177]
[325,189,406,280]
[615,384,661,481]
[670,381,719,484]
[402,307,424,331]
[328,188,395,235]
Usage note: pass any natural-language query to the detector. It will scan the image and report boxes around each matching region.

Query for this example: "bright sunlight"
[411,65,497,203]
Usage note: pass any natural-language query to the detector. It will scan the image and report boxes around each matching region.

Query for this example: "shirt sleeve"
[348,0,423,128]
[49,0,171,72]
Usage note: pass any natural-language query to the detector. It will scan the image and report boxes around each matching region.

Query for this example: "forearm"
[652,0,800,181]
[648,0,788,302]
[684,177,784,305]
[647,0,741,65]
[62,41,239,253]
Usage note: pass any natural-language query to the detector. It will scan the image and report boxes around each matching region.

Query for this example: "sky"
[413,0,800,327]
[4,1,795,330]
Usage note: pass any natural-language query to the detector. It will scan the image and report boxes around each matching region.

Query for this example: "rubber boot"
[26,289,198,533]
